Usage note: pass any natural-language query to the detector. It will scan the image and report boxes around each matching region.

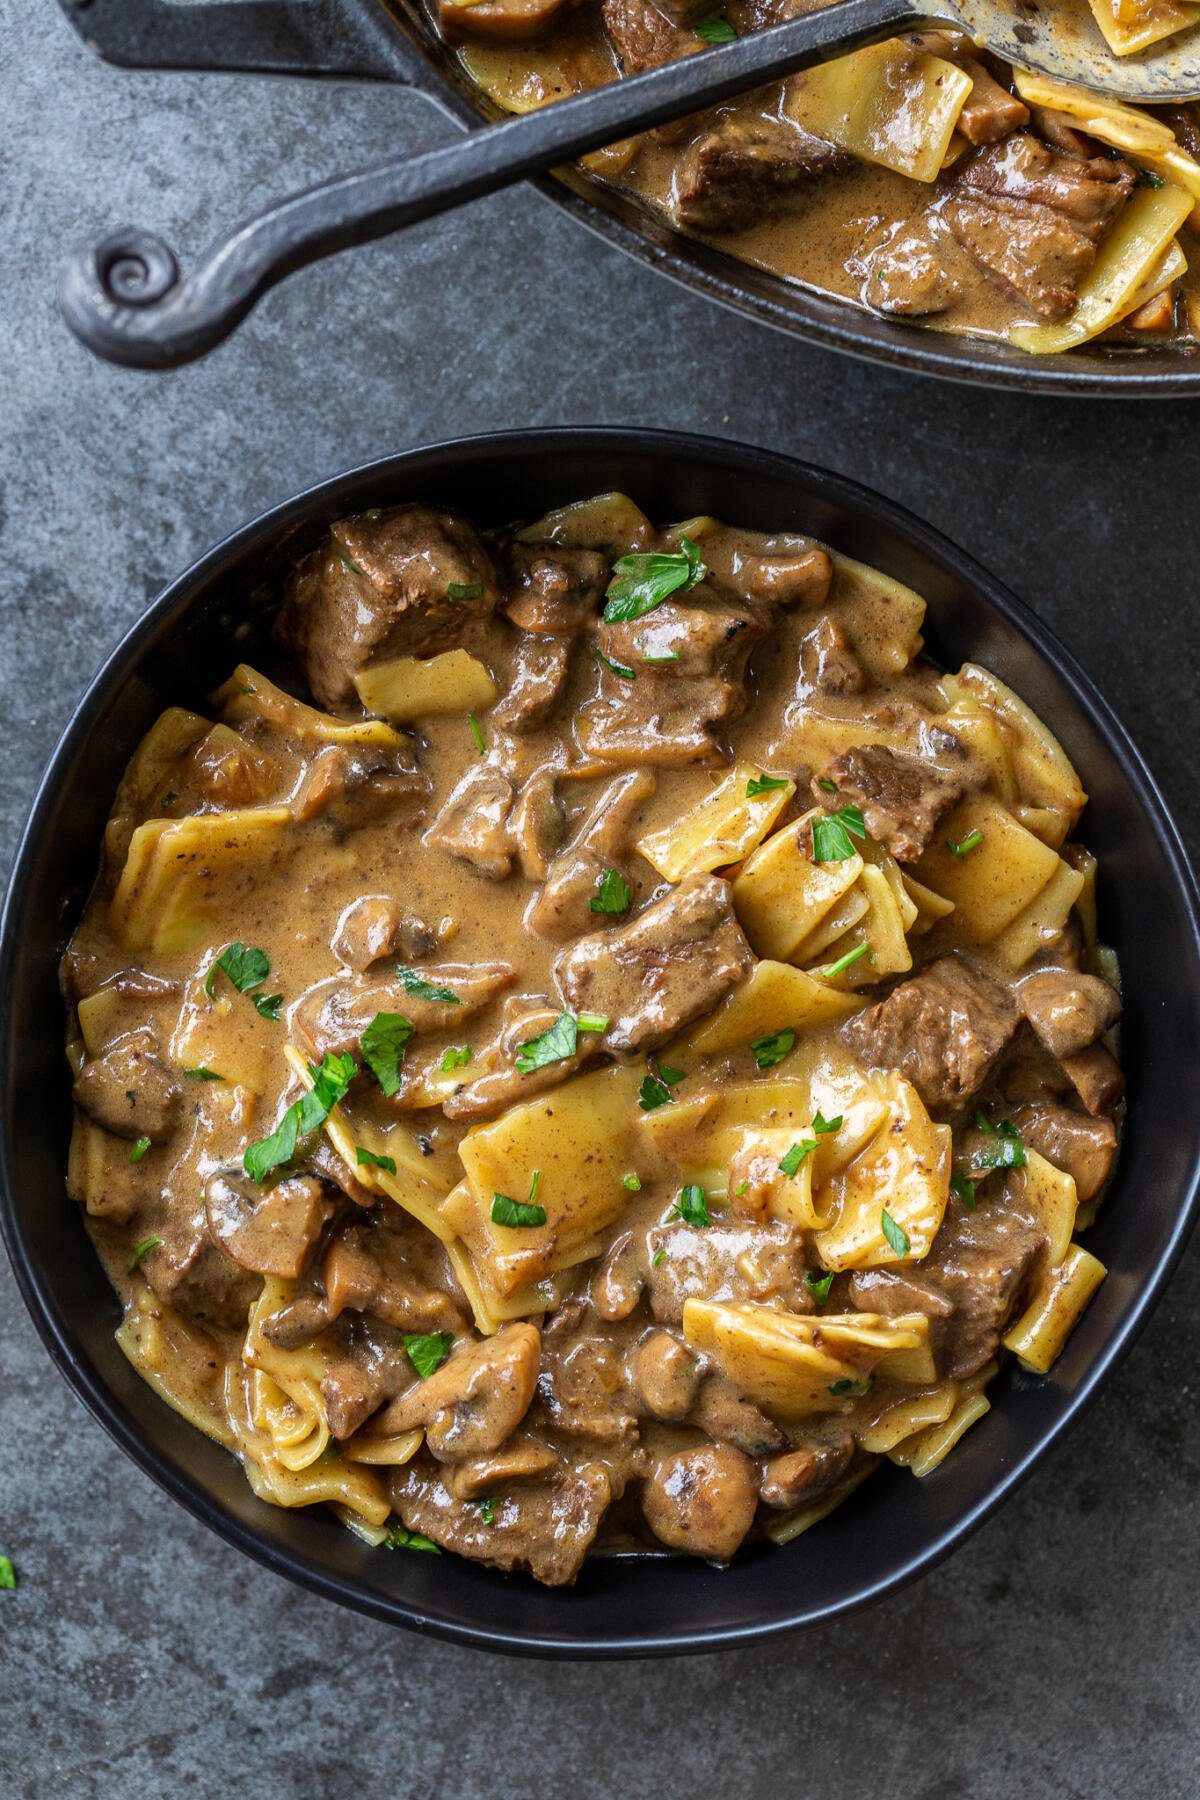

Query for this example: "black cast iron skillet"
[57,0,1200,392]
[3,429,1198,1656]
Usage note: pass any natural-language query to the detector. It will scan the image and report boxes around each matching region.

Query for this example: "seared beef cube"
[390,1453,613,1586]
[554,873,753,1052]
[925,1202,1044,1377]
[647,1221,809,1323]
[423,764,517,881]
[800,616,868,696]
[278,504,500,708]
[540,1305,637,1443]
[861,218,960,318]
[845,955,1020,1113]
[503,542,607,635]
[142,1204,259,1332]
[814,743,969,863]
[908,32,1029,145]
[1008,1102,1117,1201]
[1017,968,1121,1060]
[491,637,571,733]
[320,1215,467,1335]
[760,1425,855,1509]
[670,116,846,233]
[944,134,1134,321]
[73,1032,181,1142]
[1060,1043,1125,1117]
[689,1379,785,1455]
[527,770,654,941]
[602,0,693,71]
[848,1266,955,1320]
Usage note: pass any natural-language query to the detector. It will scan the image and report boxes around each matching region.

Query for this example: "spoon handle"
[60,0,924,368]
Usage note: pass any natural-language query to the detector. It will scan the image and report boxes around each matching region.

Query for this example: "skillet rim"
[2,426,1198,1656]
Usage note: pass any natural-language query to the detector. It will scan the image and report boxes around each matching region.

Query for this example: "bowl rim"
[3,426,1199,1656]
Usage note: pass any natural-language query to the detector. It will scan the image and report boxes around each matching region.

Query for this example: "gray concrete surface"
[2,0,1199,1793]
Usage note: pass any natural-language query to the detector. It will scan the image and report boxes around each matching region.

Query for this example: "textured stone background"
[2,0,1199,1792]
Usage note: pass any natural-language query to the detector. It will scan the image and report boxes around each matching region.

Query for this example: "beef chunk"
[314,1212,466,1337]
[330,895,436,973]
[554,872,753,1052]
[670,116,846,233]
[503,541,607,635]
[204,1171,332,1279]
[648,1220,809,1324]
[845,956,1020,1113]
[1017,968,1121,1060]
[278,504,500,708]
[642,1444,758,1561]
[294,960,513,1063]
[1008,1101,1117,1202]
[491,636,571,733]
[540,1304,637,1444]
[142,1202,259,1332]
[1060,1043,1125,1117]
[73,1032,181,1142]
[848,1266,955,1320]
[924,1202,1044,1377]
[760,1425,855,1509]
[860,218,960,317]
[690,1377,785,1456]
[800,616,868,696]
[423,764,516,881]
[321,1320,415,1439]
[602,0,693,71]
[814,743,969,863]
[390,1453,613,1586]
[527,769,654,941]
[290,742,427,828]
[944,134,1134,320]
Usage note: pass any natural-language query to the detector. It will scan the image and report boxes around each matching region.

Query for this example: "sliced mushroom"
[631,1329,703,1420]
[73,1032,181,1142]
[205,1170,332,1278]
[374,1321,541,1461]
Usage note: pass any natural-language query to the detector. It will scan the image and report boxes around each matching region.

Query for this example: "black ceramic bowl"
[3,430,1198,1656]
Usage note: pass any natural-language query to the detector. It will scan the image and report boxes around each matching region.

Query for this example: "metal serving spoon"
[60,0,1200,369]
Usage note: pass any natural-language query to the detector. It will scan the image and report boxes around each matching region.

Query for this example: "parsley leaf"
[638,1075,672,1111]
[603,534,706,623]
[441,1045,472,1073]
[1136,167,1166,188]
[396,966,461,1004]
[829,1375,874,1398]
[478,1496,496,1526]
[253,992,283,1022]
[492,1192,548,1228]
[813,1111,842,1135]
[336,548,367,578]
[467,713,487,756]
[695,11,737,40]
[806,1269,835,1305]
[206,941,270,999]
[384,1524,441,1554]
[657,1064,685,1085]
[881,1206,910,1258]
[356,1145,397,1174]
[811,805,867,863]
[672,1184,710,1227]
[652,1248,666,1267]
[623,1173,642,1191]
[590,868,632,915]
[181,1066,224,1082]
[447,581,484,601]
[946,828,984,859]
[821,941,872,980]
[515,1012,577,1073]
[750,1027,795,1069]
[243,1051,357,1182]
[403,1331,454,1378]
[128,1136,152,1165]
[976,1119,1028,1171]
[950,1170,978,1209]
[0,1556,14,1590]
[594,646,637,681]
[779,1140,817,1177]
[360,1012,413,1098]
[746,774,790,798]
[127,1235,162,1272]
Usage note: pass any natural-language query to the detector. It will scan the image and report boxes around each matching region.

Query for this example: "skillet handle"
[56,0,425,82]
[59,0,926,369]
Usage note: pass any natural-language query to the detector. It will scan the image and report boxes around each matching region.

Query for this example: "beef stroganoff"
[63,492,1121,1583]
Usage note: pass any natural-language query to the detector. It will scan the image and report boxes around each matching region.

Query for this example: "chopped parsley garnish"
[735,1180,749,1195]
[205,941,270,1000]
[880,1206,910,1258]
[813,1111,842,1135]
[806,1269,835,1305]
[603,534,706,623]
[515,1011,577,1073]
[396,966,462,1004]
[336,548,367,578]
[254,993,283,1021]
[492,1191,548,1228]
[652,1248,666,1267]
[467,713,487,756]
[160,790,178,808]
[657,1064,685,1085]
[529,1169,542,1206]
[950,1170,978,1209]
[946,828,984,858]
[1136,167,1166,188]
[0,1556,14,1590]
[594,646,637,681]
[181,1066,224,1081]
[403,1331,454,1378]
[695,11,737,40]
[477,1496,497,1526]
[577,1012,609,1034]
[821,941,873,980]
[750,1027,795,1069]
[623,1173,642,1191]
[128,1136,152,1165]
[127,1235,162,1272]
[441,1045,472,1073]
[818,778,838,793]
[243,1050,357,1182]
[447,580,484,601]
[637,1063,685,1111]
[356,1146,397,1175]
[384,1523,441,1554]
[811,804,867,863]
[641,649,680,665]
[779,1140,816,1178]
[974,1107,994,1132]
[746,774,790,798]
[976,1119,1028,1171]
[590,868,632,915]
[671,1184,711,1227]
[829,1375,874,1398]
[360,1012,414,1097]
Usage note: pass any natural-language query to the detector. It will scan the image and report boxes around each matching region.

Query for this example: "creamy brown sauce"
[63,492,1122,1582]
